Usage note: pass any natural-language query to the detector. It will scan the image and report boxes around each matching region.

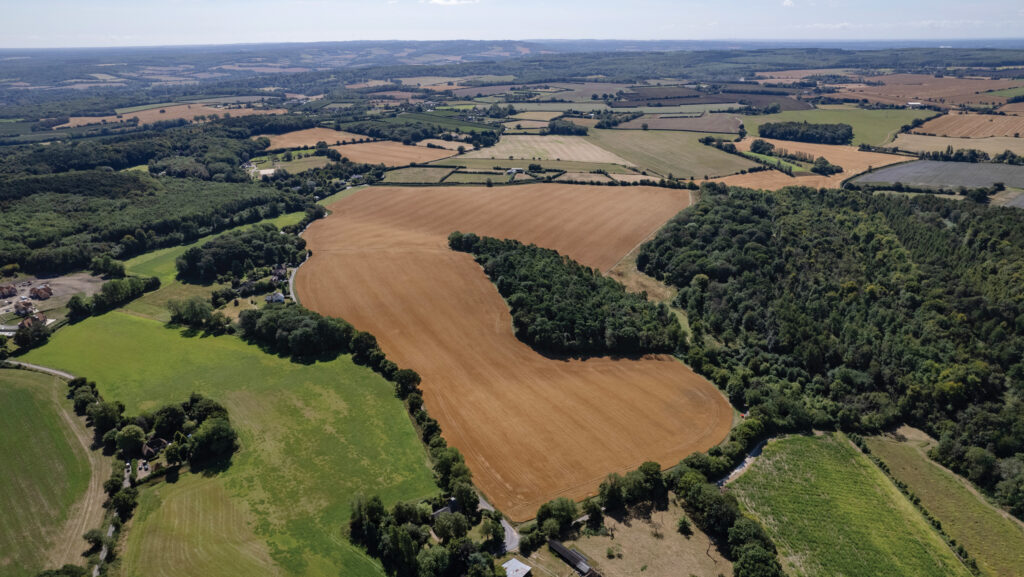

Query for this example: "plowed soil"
[296,184,733,521]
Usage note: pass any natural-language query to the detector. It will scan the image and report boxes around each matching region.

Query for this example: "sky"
[3,0,1023,48]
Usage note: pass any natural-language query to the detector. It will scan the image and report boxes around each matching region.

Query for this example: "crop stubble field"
[296,184,733,521]
[260,127,366,149]
[911,112,1024,138]
[330,141,456,166]
[892,133,1024,156]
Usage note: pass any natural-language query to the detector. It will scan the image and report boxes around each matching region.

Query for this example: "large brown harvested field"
[59,104,284,128]
[260,127,366,150]
[711,137,906,190]
[618,113,743,133]
[296,184,733,521]
[329,141,457,166]
[461,134,634,165]
[911,112,1024,138]
[836,74,1024,108]
[892,133,1024,156]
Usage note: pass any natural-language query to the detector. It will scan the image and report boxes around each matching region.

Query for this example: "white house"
[266,292,286,304]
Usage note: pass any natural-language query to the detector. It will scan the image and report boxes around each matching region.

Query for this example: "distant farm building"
[14,301,33,316]
[548,540,601,576]
[501,559,531,577]
[0,284,16,298]
[266,292,286,303]
[30,285,53,300]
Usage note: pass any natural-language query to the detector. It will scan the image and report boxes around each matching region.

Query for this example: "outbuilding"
[501,558,531,577]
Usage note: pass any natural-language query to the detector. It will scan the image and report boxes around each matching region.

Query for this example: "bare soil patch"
[330,141,456,166]
[297,185,733,521]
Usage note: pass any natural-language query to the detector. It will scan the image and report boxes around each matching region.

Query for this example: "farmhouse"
[266,292,286,303]
[18,313,47,329]
[501,559,531,577]
[30,285,53,300]
[0,284,16,298]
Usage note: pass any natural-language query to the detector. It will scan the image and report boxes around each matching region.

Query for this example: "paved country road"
[478,496,520,552]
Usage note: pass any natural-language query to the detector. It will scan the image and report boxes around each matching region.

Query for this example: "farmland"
[0,369,105,577]
[712,136,908,190]
[462,134,634,165]
[584,129,756,178]
[866,429,1024,577]
[911,112,1024,138]
[296,184,733,521]
[617,113,743,133]
[382,166,455,183]
[732,434,973,577]
[22,311,438,577]
[433,157,636,173]
[330,141,456,166]
[852,159,1024,189]
[260,127,365,149]
[59,104,285,128]
[891,133,1024,155]
[740,106,936,146]
[835,74,1024,108]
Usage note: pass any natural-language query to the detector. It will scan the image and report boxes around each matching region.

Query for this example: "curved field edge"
[0,369,106,577]
[22,312,437,577]
[297,184,734,521]
[731,433,972,577]
[865,431,1024,577]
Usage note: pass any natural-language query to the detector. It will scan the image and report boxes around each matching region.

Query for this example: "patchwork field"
[617,113,743,133]
[511,111,563,122]
[836,74,1024,108]
[330,141,456,166]
[866,429,1024,577]
[585,129,756,178]
[741,107,936,146]
[462,134,634,165]
[556,171,613,182]
[23,312,437,577]
[712,137,907,190]
[296,184,733,521]
[891,133,1024,155]
[1002,102,1024,115]
[60,104,284,129]
[852,159,1024,189]
[911,112,1024,138]
[432,157,635,174]
[733,434,973,577]
[260,127,366,149]
[0,369,107,577]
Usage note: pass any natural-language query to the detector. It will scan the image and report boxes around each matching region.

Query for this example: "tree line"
[637,183,1024,519]
[758,121,854,145]
[175,223,307,283]
[449,232,683,356]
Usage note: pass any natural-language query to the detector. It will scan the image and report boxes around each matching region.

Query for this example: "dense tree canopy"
[176,223,306,282]
[758,121,854,145]
[449,232,682,356]
[638,184,1024,517]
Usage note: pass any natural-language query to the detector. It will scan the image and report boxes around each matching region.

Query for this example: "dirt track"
[296,184,733,521]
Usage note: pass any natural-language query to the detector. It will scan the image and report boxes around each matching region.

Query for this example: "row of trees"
[637,183,1024,519]
[545,119,588,136]
[758,121,854,144]
[449,232,683,356]
[68,276,161,321]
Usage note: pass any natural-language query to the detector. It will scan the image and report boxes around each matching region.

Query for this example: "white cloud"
[782,0,794,6]
[426,0,479,4]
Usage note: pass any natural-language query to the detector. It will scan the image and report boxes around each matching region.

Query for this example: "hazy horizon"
[5,0,1024,49]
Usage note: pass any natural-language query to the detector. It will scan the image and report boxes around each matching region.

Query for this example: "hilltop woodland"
[449,233,682,356]
[757,121,854,145]
[176,223,308,283]
[638,185,1024,519]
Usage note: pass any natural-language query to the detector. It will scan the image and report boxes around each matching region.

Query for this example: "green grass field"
[585,129,755,178]
[866,432,1024,577]
[382,166,455,183]
[442,171,508,184]
[380,112,494,133]
[0,369,93,577]
[742,151,810,174]
[23,312,438,577]
[741,107,938,146]
[989,86,1024,99]
[732,434,972,577]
